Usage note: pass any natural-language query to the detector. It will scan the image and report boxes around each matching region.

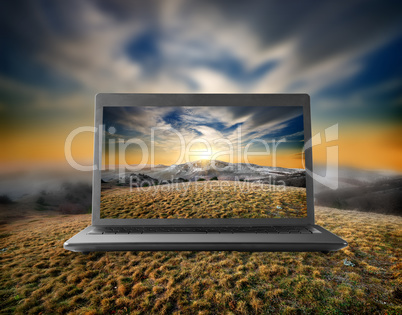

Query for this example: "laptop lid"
[92,94,314,226]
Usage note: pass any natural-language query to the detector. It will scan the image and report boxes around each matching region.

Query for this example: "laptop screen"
[100,106,306,219]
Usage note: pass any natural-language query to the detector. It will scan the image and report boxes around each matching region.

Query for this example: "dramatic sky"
[103,106,304,168]
[0,0,401,174]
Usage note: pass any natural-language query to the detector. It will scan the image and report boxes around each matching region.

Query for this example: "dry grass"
[101,181,307,219]
[0,207,401,314]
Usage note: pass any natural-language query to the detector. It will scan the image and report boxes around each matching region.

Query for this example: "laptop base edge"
[64,225,347,253]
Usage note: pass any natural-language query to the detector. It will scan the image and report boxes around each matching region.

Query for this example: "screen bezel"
[92,93,314,226]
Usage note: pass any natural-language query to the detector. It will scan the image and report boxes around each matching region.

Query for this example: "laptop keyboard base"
[87,226,321,235]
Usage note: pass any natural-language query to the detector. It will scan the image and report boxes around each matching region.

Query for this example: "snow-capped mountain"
[144,159,304,181]
[101,159,306,187]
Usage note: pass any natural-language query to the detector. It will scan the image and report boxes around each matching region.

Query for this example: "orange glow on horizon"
[1,124,401,173]
[101,149,304,169]
[313,124,402,171]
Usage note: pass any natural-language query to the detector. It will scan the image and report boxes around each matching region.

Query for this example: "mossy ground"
[1,207,401,314]
[101,181,307,219]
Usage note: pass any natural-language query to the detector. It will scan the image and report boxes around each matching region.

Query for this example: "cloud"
[185,106,302,138]
[193,125,223,140]
[103,105,304,158]
[104,106,173,135]
[1,0,402,114]
[0,1,299,94]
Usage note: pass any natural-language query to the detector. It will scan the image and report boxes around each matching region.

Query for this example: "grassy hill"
[101,181,307,219]
[0,207,401,314]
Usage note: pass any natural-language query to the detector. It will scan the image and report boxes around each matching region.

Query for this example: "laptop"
[64,93,347,253]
